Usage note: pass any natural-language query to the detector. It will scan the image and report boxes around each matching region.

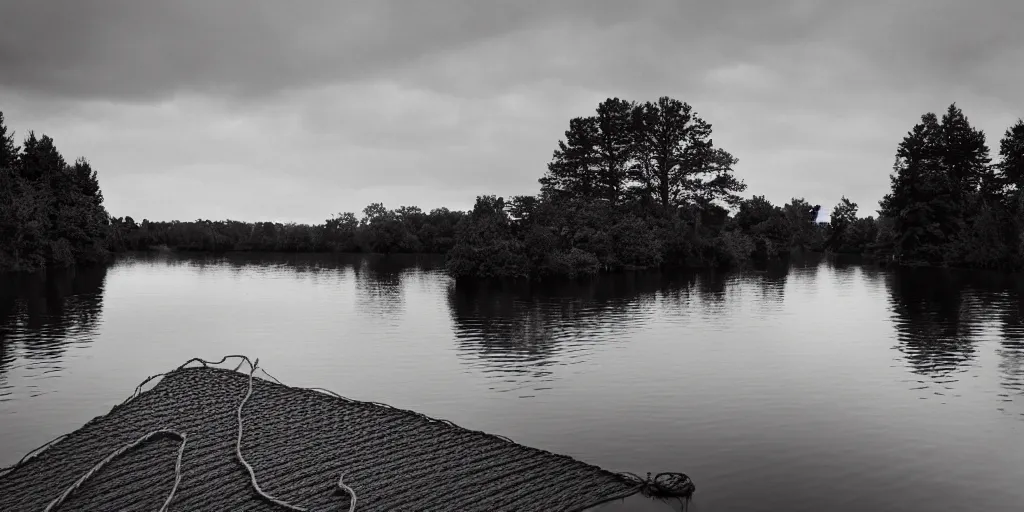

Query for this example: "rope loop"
[640,471,696,498]
[618,471,696,500]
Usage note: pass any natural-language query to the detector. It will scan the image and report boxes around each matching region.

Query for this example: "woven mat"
[0,367,641,511]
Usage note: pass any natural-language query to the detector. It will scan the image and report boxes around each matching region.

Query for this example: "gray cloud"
[0,0,639,101]
[1,1,1022,223]
[4,1,1019,103]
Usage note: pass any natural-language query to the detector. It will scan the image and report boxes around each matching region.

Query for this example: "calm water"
[1,253,1023,511]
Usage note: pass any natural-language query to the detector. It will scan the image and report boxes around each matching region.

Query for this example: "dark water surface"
[1,253,1022,511]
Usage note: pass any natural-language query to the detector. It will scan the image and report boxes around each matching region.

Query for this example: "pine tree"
[994,119,1024,263]
[996,119,1024,204]
[593,98,634,204]
[879,112,946,263]
[630,97,695,208]
[880,105,996,265]
[939,104,991,201]
[539,116,601,201]
[0,112,18,169]
[630,97,744,209]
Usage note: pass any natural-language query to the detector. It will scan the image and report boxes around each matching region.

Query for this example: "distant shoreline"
[4,100,1023,278]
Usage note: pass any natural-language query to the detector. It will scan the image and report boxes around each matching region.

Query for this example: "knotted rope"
[622,471,696,498]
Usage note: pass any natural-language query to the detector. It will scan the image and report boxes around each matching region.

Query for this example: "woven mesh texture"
[0,367,640,511]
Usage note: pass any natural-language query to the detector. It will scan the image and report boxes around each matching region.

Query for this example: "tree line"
[106,205,466,255]
[1,99,1022,277]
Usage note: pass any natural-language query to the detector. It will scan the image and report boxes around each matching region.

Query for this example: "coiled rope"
[619,471,696,500]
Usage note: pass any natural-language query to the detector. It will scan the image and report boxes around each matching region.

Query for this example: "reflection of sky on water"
[1,253,1023,511]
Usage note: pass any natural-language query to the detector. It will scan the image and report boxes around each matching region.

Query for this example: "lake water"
[1,253,1022,511]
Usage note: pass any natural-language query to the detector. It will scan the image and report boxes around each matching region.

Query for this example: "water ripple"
[4,253,1024,511]
[0,266,107,404]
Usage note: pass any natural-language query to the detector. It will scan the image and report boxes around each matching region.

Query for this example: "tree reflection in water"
[885,267,1024,406]
[0,266,108,393]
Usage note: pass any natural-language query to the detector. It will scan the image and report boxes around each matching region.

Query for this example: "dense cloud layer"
[1,0,1022,222]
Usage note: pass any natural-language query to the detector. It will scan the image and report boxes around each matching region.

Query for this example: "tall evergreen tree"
[539,116,601,201]
[0,113,22,266]
[879,113,942,219]
[629,97,695,208]
[994,119,1024,262]
[593,98,634,204]
[880,105,995,265]
[18,132,66,184]
[0,112,17,170]
[880,112,949,263]
[72,158,104,206]
[937,104,993,263]
[939,104,991,201]
[996,119,1024,206]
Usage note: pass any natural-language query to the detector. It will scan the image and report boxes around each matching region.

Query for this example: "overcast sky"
[1,0,1022,224]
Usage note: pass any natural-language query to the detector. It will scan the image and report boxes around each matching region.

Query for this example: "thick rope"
[235,357,305,511]
[0,434,69,479]
[235,358,357,512]
[43,429,187,512]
